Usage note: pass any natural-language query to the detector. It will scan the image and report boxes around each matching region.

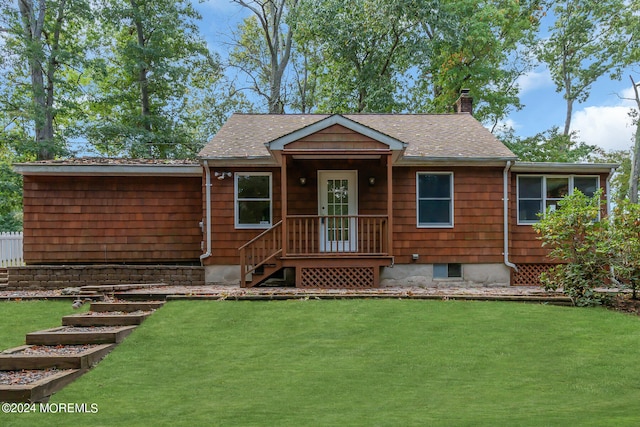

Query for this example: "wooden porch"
[239,215,393,288]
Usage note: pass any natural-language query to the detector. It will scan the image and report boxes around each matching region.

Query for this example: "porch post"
[281,153,288,257]
[386,152,393,256]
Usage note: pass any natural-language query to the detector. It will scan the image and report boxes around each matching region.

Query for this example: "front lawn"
[5,299,640,426]
[0,300,88,349]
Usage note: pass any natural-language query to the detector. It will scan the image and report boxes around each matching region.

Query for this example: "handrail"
[238,220,283,251]
[239,221,283,285]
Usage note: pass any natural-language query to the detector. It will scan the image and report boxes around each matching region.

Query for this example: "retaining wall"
[6,265,204,290]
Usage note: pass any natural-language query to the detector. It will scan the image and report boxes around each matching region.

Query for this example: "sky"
[193,1,638,154]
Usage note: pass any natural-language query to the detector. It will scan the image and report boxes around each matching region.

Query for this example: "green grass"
[4,300,640,426]
[0,300,88,349]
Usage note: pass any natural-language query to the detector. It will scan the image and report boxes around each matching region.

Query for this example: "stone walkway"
[0,283,624,303]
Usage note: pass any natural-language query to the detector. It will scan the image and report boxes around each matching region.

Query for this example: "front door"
[318,170,358,252]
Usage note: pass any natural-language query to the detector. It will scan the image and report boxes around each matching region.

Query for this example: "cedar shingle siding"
[23,175,202,264]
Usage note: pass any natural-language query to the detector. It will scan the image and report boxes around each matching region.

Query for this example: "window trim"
[234,172,273,229]
[516,175,600,225]
[416,171,454,228]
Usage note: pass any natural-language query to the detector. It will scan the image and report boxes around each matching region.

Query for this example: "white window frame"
[516,175,600,225]
[416,172,454,228]
[234,172,273,229]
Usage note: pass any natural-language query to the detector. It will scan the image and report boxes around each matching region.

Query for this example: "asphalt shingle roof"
[198,113,516,160]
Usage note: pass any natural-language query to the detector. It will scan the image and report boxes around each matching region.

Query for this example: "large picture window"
[235,172,272,229]
[517,175,599,224]
[417,172,453,227]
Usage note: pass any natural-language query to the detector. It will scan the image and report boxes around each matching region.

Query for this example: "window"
[417,172,453,227]
[235,172,272,229]
[434,263,462,279]
[517,175,599,224]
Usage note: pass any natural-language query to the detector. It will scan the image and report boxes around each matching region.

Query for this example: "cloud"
[572,105,635,152]
[517,69,554,96]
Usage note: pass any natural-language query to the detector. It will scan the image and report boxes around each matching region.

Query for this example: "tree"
[85,0,223,157]
[533,189,610,306]
[609,199,640,299]
[536,0,633,136]
[294,0,541,121]
[230,0,298,114]
[500,126,599,162]
[295,0,419,113]
[0,0,92,160]
[627,75,640,202]
[410,0,542,126]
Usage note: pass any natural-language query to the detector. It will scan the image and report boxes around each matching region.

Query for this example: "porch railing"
[239,221,282,283]
[286,215,388,256]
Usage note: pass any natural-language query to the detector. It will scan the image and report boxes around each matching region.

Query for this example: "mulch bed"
[7,345,99,356]
[80,310,152,316]
[57,326,126,333]
[0,369,67,385]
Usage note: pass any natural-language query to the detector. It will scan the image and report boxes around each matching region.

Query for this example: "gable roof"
[198,113,516,163]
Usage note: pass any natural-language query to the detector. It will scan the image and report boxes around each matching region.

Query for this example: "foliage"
[533,189,610,306]
[0,0,91,160]
[609,200,640,299]
[500,126,600,162]
[12,300,640,426]
[293,0,541,121]
[83,0,227,158]
[592,148,631,205]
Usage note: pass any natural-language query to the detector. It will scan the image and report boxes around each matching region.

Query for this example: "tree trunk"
[130,0,152,131]
[563,97,573,137]
[18,0,54,160]
[628,76,640,203]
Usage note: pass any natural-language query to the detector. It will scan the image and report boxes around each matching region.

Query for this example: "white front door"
[318,170,358,252]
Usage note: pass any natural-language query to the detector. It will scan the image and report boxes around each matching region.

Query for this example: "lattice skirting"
[299,266,376,288]
[512,264,554,286]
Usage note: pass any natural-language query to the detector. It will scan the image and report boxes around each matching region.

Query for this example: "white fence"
[0,232,23,267]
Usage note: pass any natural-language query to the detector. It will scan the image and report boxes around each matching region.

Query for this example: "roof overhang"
[395,157,517,167]
[266,114,407,151]
[200,157,277,167]
[511,162,619,174]
[13,163,203,177]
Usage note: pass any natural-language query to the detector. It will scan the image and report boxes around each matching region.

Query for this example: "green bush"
[533,189,610,306]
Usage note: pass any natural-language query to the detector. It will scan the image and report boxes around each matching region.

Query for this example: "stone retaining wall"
[6,265,204,290]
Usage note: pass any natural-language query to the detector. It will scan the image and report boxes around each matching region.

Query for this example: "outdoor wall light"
[368,176,376,186]
[214,171,232,180]
[299,177,307,186]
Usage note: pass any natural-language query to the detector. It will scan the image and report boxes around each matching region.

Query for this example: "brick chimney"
[454,89,473,115]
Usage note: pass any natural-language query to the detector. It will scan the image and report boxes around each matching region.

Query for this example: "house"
[11,95,617,289]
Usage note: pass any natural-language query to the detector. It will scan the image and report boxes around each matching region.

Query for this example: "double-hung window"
[235,172,272,229]
[417,172,454,227]
[517,175,599,224]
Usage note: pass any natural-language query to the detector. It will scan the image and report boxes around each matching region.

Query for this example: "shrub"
[533,189,610,306]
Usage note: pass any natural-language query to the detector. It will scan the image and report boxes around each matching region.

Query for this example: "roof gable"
[267,114,406,151]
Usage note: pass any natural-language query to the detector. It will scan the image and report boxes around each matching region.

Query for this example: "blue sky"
[193,1,637,153]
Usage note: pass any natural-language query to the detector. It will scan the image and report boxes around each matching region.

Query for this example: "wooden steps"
[0,297,164,402]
